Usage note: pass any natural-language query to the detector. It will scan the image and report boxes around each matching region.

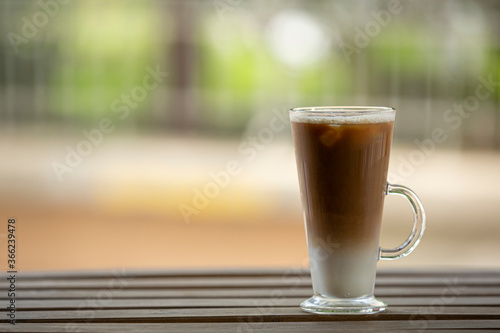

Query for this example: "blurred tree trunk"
[169,1,198,131]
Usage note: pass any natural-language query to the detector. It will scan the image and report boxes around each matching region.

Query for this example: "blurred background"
[1,0,499,271]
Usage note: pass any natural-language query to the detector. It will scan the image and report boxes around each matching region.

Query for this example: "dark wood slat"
[1,306,500,323]
[1,275,499,290]
[2,295,500,310]
[4,277,311,290]
[8,285,499,299]
[7,269,500,280]
[1,321,500,332]
[2,269,298,281]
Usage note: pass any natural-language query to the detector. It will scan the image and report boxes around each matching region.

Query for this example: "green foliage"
[49,1,162,122]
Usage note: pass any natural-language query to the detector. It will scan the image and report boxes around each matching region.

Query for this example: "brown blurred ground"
[1,132,499,271]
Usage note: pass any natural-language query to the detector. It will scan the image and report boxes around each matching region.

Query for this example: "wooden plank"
[3,277,313,289]
[2,269,298,280]
[7,269,500,280]
[1,295,500,310]
[7,285,499,299]
[1,306,499,323]
[1,275,499,290]
[1,321,500,332]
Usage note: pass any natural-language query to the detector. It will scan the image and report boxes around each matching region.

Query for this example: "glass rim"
[289,106,395,114]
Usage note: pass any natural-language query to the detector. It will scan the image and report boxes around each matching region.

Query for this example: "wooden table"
[1,269,499,332]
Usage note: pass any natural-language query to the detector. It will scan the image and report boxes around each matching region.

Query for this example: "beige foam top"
[290,111,395,124]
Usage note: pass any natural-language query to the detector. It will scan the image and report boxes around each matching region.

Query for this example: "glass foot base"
[300,295,387,314]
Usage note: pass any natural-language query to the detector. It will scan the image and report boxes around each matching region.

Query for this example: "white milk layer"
[308,243,379,298]
[290,112,395,125]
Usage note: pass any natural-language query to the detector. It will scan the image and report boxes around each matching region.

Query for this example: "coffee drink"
[290,111,394,298]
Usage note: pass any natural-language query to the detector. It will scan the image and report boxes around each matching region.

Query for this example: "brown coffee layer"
[291,120,393,246]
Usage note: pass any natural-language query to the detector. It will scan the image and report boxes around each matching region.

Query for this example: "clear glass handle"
[379,183,426,260]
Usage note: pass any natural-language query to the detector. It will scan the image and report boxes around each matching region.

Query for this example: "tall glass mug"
[289,106,425,314]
